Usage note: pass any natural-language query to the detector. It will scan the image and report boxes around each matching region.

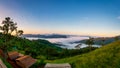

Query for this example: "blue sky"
[0,0,120,37]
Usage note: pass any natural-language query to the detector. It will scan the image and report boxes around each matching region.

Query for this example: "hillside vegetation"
[49,40,120,68]
[0,33,99,67]
[74,36,120,45]
[0,33,62,58]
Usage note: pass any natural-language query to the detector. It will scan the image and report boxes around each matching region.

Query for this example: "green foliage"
[79,36,120,45]
[0,17,23,36]
[0,33,62,59]
[30,59,46,68]
[114,36,119,41]
[0,33,102,67]
[85,37,94,45]
[0,17,24,60]
[85,37,94,51]
[58,47,98,58]
[49,41,120,68]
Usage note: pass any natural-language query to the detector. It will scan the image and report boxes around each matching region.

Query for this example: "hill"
[23,34,69,38]
[0,33,62,59]
[74,36,120,45]
[48,40,120,68]
[0,34,99,68]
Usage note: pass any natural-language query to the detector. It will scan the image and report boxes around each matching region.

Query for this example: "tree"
[0,17,16,34]
[0,17,24,60]
[0,17,23,36]
[17,30,24,36]
[101,38,105,46]
[85,37,94,51]
[9,22,17,34]
[114,36,119,41]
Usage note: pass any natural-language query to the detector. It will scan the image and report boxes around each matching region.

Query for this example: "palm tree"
[85,37,94,51]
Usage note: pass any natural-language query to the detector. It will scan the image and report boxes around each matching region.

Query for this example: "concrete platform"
[45,63,71,68]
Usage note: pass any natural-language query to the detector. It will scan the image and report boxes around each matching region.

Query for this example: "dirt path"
[0,59,7,68]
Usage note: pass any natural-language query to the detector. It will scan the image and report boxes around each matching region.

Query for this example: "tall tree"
[85,37,94,51]
[0,17,23,36]
[0,17,24,60]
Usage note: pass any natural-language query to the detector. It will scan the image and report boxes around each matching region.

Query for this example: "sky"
[0,0,120,37]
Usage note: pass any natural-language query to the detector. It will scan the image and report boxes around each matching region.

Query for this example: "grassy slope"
[48,40,120,68]
[76,36,120,45]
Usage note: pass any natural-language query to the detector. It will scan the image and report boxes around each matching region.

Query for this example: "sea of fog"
[26,36,101,49]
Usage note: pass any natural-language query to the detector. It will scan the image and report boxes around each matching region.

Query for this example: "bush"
[30,59,46,68]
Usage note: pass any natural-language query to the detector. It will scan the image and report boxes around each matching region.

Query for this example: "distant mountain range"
[23,34,70,38]
[23,34,92,39]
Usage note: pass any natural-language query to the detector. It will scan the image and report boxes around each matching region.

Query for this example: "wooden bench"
[7,51,23,68]
[8,51,36,68]
[8,51,19,60]
[16,55,37,68]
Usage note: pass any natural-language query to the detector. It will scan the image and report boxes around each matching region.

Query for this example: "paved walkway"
[0,59,7,68]
[45,63,71,68]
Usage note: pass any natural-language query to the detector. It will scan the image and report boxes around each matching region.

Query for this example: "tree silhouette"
[10,22,17,34]
[17,30,24,36]
[0,17,24,60]
[0,17,23,36]
[85,37,94,51]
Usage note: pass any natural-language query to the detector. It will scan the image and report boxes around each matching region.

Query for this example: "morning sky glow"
[0,0,120,37]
